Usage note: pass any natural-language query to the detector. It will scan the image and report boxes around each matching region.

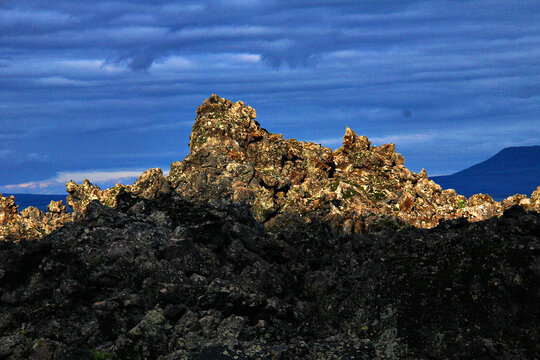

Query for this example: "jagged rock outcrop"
[0,192,538,359]
[65,168,170,214]
[0,194,72,241]
[1,95,539,241]
[0,169,171,242]
[0,169,171,241]
[0,196,18,229]
[165,95,538,232]
[532,186,540,211]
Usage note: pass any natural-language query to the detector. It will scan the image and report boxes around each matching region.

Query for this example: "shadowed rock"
[0,190,538,359]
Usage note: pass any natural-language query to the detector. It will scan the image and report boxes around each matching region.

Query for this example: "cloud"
[312,133,434,148]
[0,150,12,159]
[37,76,88,86]
[370,133,434,146]
[314,138,344,147]
[0,168,162,194]
[1,180,56,192]
[25,153,49,162]
[0,8,72,29]
[55,170,146,183]
[129,47,159,71]
[0,0,538,190]
[59,59,124,73]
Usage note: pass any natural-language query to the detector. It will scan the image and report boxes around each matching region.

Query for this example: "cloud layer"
[1,0,539,192]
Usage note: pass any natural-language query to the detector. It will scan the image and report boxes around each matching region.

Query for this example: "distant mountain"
[5,193,66,212]
[430,146,540,199]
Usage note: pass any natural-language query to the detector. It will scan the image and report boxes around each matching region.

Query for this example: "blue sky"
[0,0,539,194]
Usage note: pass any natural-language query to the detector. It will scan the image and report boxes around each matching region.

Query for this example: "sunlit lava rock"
[1,95,539,241]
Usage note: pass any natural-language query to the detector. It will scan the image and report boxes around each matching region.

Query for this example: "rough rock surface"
[2,95,539,241]
[65,168,170,214]
[0,169,170,241]
[166,95,538,232]
[532,186,540,211]
[0,194,73,241]
[0,192,539,359]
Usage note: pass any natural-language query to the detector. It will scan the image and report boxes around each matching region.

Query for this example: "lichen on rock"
[165,94,540,232]
[0,194,72,241]
[1,94,539,241]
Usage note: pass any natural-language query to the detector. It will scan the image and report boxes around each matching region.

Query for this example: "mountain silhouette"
[431,145,540,199]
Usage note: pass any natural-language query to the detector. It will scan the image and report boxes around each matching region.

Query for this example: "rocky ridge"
[0,196,72,241]
[1,94,539,241]
[166,95,540,230]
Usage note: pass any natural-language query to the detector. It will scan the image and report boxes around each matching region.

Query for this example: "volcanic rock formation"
[1,94,540,242]
[166,95,537,231]
[0,195,72,241]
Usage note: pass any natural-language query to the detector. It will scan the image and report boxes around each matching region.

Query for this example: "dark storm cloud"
[0,0,539,193]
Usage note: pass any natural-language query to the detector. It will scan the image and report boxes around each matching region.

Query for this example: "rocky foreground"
[0,95,539,359]
[1,191,539,359]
